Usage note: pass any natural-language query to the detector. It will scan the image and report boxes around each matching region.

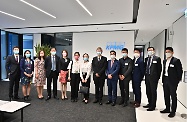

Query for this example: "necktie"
[15,56,18,63]
[98,57,100,61]
[111,60,114,68]
[52,56,56,71]
[146,57,151,74]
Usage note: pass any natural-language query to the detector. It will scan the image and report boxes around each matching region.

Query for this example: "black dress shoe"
[123,102,128,107]
[160,109,170,113]
[143,104,149,108]
[9,97,13,101]
[168,112,175,118]
[99,101,103,105]
[45,96,51,101]
[111,102,116,106]
[147,108,155,111]
[106,101,112,104]
[119,100,124,105]
[74,99,78,102]
[14,96,20,100]
[93,99,99,103]
[54,96,59,100]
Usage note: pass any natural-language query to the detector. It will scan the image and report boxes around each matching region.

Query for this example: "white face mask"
[110,55,116,59]
[122,53,128,58]
[134,53,140,58]
[97,52,101,56]
[165,53,172,58]
[148,51,154,56]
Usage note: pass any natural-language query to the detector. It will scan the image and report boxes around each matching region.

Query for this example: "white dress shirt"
[67,60,80,73]
[165,57,172,76]
[14,54,19,63]
[80,61,92,80]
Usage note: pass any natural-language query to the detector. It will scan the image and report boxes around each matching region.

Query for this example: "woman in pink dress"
[34,50,46,99]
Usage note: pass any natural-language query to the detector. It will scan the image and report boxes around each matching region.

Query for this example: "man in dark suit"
[132,48,145,108]
[45,47,60,100]
[144,47,162,111]
[118,48,133,107]
[92,47,107,105]
[106,50,120,106]
[6,46,23,101]
[160,47,183,118]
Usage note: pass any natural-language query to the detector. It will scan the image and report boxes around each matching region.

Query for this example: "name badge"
[125,63,128,66]
[135,64,138,66]
[170,64,174,67]
[65,59,67,62]
[153,61,157,63]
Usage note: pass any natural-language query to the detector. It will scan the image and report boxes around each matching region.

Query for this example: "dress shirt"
[165,57,172,76]
[14,54,19,63]
[80,61,92,80]
[67,60,80,73]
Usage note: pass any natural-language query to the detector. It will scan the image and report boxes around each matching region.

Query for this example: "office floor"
[0,81,136,122]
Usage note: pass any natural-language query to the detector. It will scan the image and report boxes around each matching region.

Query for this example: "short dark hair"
[62,50,68,57]
[147,47,155,51]
[110,50,116,56]
[13,46,19,49]
[50,47,56,51]
[134,48,141,53]
[165,47,174,52]
[37,50,45,60]
[121,48,128,53]
[83,53,89,58]
[74,52,80,56]
[24,50,31,59]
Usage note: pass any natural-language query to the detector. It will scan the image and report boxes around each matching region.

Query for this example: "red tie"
[111,60,114,67]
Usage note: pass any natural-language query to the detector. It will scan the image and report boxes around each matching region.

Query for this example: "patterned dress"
[34,58,46,86]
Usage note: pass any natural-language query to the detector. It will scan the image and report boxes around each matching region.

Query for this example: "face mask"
[51,52,56,55]
[97,52,101,56]
[122,53,128,57]
[110,55,116,59]
[165,53,172,58]
[134,53,140,58]
[62,52,67,57]
[13,50,19,54]
[74,56,79,60]
[148,51,154,56]
[25,54,31,58]
[83,57,88,61]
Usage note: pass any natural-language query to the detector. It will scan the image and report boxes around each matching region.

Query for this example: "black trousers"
[145,75,158,109]
[132,80,141,104]
[94,77,105,101]
[9,73,20,98]
[70,73,80,100]
[119,79,130,102]
[81,73,90,100]
[47,71,58,97]
[163,76,178,113]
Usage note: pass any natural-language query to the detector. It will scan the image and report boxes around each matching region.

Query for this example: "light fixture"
[20,0,56,18]
[76,0,92,16]
[0,10,25,20]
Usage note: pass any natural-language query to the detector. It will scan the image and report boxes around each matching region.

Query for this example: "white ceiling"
[0,0,186,45]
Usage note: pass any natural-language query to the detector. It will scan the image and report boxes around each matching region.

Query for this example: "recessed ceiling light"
[76,0,92,16]
[20,0,56,18]
[166,3,169,5]
[0,10,25,20]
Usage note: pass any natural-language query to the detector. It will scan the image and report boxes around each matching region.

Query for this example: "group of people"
[5,46,183,118]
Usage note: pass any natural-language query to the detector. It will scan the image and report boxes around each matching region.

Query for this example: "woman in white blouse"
[80,53,92,104]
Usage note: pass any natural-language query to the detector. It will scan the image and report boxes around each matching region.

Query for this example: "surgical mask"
[25,54,31,58]
[110,55,116,59]
[165,53,172,58]
[62,52,67,57]
[122,53,128,57]
[134,53,140,58]
[83,57,88,61]
[97,52,101,56]
[148,51,154,56]
[74,56,79,60]
[51,52,56,55]
[13,50,19,54]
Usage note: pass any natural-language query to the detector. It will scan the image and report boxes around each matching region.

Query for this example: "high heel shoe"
[85,100,88,104]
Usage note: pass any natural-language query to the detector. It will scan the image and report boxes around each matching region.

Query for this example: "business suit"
[162,57,183,113]
[45,55,60,98]
[6,55,23,99]
[132,57,145,104]
[119,57,133,103]
[145,55,162,109]
[106,59,120,103]
[92,56,107,102]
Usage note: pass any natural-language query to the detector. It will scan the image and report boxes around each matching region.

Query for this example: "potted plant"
[34,43,51,59]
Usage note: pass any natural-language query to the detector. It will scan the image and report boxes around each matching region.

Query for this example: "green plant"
[34,43,51,57]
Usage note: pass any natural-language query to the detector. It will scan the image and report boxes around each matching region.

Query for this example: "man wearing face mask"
[92,47,107,105]
[144,47,162,111]
[106,50,120,106]
[132,48,145,108]
[118,48,133,107]
[45,47,60,101]
[160,47,183,118]
[6,46,23,101]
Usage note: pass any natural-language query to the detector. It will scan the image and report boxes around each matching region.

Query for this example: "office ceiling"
[0,0,186,45]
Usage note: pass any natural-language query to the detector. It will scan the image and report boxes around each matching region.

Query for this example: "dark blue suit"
[106,59,120,102]
[132,57,145,104]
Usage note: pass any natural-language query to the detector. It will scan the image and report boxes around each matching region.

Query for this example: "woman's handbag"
[79,86,89,94]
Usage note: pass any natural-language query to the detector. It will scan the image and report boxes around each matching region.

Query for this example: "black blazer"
[45,55,60,77]
[5,55,23,75]
[119,57,133,81]
[145,56,162,81]
[92,56,107,80]
[162,57,183,85]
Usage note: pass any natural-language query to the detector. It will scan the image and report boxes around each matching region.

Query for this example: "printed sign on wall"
[106,42,125,50]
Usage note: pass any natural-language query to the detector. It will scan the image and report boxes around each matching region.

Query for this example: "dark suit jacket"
[92,56,107,80]
[162,57,183,85]
[5,55,23,76]
[145,56,162,81]
[20,58,34,78]
[119,57,133,81]
[45,55,60,77]
[132,57,145,82]
[106,59,120,81]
